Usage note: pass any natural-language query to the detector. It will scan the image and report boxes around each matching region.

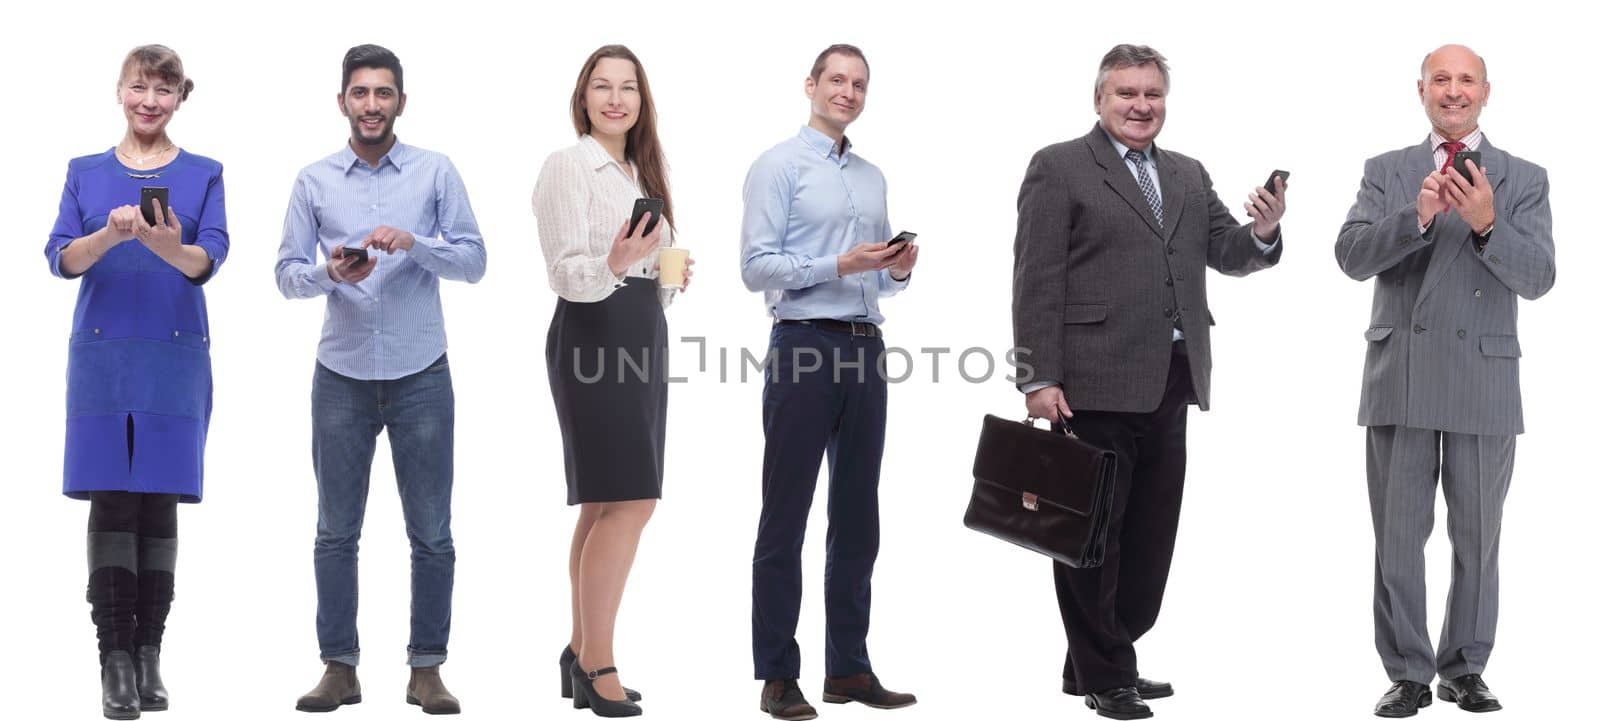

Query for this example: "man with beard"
[1336,44,1555,718]
[275,44,486,716]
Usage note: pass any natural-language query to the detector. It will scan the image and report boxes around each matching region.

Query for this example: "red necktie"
[1441,141,1466,171]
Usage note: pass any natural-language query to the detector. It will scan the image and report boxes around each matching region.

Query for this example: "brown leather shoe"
[760,679,817,720]
[822,671,917,710]
[296,662,361,713]
[406,665,461,715]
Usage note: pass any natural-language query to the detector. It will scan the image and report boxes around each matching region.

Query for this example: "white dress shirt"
[533,134,674,308]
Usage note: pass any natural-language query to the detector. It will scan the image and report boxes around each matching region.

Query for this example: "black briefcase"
[963,414,1117,568]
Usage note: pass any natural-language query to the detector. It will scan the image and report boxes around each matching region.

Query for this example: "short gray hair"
[1095,44,1170,95]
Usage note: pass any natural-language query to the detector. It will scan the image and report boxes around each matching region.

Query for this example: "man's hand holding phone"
[1442,157,1495,235]
[838,241,901,276]
[886,231,919,281]
[329,245,376,284]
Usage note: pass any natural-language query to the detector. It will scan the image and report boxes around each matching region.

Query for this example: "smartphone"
[1451,151,1482,185]
[140,186,169,225]
[339,245,369,265]
[1261,170,1290,196]
[886,231,917,249]
[628,197,665,236]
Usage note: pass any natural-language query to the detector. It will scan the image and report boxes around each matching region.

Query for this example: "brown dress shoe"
[822,671,917,709]
[296,662,361,713]
[407,665,461,715]
[761,679,818,720]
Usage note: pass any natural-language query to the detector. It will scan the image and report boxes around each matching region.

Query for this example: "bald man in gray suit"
[1336,44,1555,718]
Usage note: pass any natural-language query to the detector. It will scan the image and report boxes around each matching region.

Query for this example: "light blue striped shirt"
[275,141,487,380]
[740,126,909,325]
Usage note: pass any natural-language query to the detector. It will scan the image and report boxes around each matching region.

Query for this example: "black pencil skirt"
[546,279,669,505]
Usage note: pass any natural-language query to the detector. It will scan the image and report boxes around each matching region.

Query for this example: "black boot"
[135,646,167,712]
[135,536,176,711]
[89,531,141,720]
[102,650,141,720]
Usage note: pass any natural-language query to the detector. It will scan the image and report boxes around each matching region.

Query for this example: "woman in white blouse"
[533,44,689,718]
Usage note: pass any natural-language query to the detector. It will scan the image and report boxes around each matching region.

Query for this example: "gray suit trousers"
[1366,425,1514,683]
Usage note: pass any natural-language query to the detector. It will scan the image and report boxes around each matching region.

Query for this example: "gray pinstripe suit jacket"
[1336,136,1556,436]
[1012,124,1281,413]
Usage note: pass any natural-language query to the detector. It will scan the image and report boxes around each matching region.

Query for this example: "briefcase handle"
[1022,413,1079,439]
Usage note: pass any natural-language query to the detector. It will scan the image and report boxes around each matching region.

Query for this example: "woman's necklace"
[118,142,173,165]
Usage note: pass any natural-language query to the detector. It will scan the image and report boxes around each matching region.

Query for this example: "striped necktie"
[1441,140,1466,171]
[1126,149,1163,227]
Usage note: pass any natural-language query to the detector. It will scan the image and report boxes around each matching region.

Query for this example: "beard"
[348,113,396,147]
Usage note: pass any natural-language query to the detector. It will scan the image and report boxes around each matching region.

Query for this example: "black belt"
[777,318,881,338]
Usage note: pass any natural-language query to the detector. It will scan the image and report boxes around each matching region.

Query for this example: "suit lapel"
[1154,147,1186,243]
[1087,125,1163,238]
[1478,135,1507,193]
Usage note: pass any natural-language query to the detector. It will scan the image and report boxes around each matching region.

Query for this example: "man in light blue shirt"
[276,45,484,716]
[741,44,920,721]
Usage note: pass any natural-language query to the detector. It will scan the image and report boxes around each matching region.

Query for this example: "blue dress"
[45,149,228,502]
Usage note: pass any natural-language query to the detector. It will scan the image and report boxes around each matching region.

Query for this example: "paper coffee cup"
[659,247,690,289]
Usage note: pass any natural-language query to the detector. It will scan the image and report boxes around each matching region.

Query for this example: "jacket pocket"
[1061,303,1108,324]
[1480,335,1521,358]
[1364,325,1394,342]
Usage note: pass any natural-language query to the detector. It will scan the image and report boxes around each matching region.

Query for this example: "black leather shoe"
[571,663,641,717]
[561,646,641,701]
[1085,687,1153,720]
[102,650,141,720]
[1065,677,1173,700]
[134,646,168,712]
[1437,674,1501,713]
[1375,681,1432,718]
[760,680,817,721]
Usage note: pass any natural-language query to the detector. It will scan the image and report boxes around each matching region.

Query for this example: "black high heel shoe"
[570,662,642,718]
[560,647,642,701]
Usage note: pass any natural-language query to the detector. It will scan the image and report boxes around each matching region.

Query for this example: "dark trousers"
[87,491,178,660]
[1055,349,1192,693]
[752,324,887,680]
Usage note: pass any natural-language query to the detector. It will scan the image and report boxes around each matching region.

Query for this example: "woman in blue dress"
[44,45,227,721]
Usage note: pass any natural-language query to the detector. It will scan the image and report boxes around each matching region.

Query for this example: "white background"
[3,1,1594,719]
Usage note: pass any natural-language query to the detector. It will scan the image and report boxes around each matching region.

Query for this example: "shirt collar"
[578,134,621,170]
[1430,127,1483,152]
[1103,128,1156,165]
[798,125,851,163]
[340,139,408,173]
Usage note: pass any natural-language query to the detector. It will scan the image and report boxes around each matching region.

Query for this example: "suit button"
[1167,247,1176,255]
[1165,278,1173,286]
[1474,289,1483,297]
[1413,324,1425,334]
[1400,236,1412,244]
[1163,308,1173,318]
[1457,329,1467,339]
[1489,255,1501,264]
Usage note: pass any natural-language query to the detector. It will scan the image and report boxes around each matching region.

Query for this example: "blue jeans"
[311,354,455,667]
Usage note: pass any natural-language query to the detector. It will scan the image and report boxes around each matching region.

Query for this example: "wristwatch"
[1472,222,1495,252]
